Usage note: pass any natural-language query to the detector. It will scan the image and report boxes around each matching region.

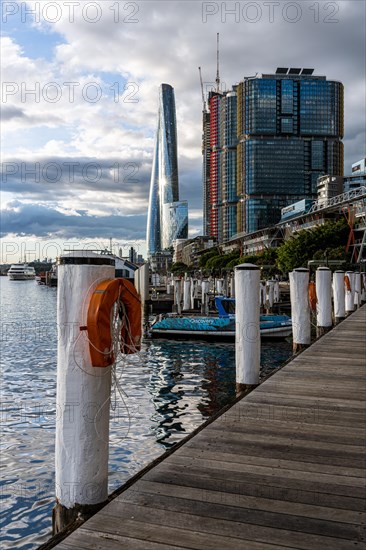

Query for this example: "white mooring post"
[354,272,361,308]
[174,279,182,314]
[316,267,332,337]
[140,263,150,302]
[183,278,191,311]
[190,278,195,309]
[333,270,346,324]
[345,271,355,316]
[53,251,115,534]
[259,281,266,311]
[266,280,275,313]
[216,278,223,295]
[235,264,260,394]
[201,280,209,315]
[274,279,280,304]
[134,264,149,301]
[230,274,235,298]
[289,268,311,353]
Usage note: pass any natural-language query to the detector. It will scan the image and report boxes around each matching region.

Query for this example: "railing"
[307,186,366,214]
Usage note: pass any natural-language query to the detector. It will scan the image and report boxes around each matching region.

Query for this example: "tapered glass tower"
[147,84,188,256]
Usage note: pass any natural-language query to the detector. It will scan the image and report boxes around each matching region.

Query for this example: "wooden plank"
[164,454,365,489]
[175,447,366,478]
[209,415,365,442]
[86,502,363,550]
[135,479,365,524]
[143,459,365,499]
[186,427,366,459]
[142,467,366,512]
[184,433,365,468]
[114,489,365,540]
[55,522,280,550]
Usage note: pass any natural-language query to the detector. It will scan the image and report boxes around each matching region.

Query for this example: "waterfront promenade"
[53,306,365,549]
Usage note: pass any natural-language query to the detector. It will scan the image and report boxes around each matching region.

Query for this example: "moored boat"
[149,297,292,341]
[7,263,36,280]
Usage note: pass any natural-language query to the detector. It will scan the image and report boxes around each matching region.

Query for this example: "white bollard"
[174,279,182,314]
[354,273,361,308]
[235,264,261,392]
[230,274,235,298]
[183,279,191,311]
[190,278,195,309]
[289,268,311,353]
[332,270,345,324]
[259,281,266,309]
[54,252,114,533]
[266,280,275,313]
[316,267,332,337]
[216,278,223,295]
[223,276,228,297]
[140,264,149,302]
[274,280,280,303]
[201,280,209,315]
[194,279,199,299]
[134,268,140,295]
[345,271,355,315]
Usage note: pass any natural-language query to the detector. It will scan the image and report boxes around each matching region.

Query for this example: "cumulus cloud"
[0,201,147,239]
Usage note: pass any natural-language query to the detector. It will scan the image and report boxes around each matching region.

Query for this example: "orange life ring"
[86,278,141,367]
[344,275,351,292]
[308,281,317,311]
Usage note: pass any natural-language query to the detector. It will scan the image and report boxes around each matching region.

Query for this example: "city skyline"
[1,1,365,262]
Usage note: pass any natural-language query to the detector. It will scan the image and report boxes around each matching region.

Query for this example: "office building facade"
[147,84,188,257]
[203,68,344,240]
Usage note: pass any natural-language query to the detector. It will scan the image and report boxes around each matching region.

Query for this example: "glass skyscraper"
[203,69,344,240]
[147,84,188,256]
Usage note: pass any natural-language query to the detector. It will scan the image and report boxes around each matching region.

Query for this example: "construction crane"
[198,66,206,112]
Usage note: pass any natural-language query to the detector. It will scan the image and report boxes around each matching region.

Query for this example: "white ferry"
[7,263,36,280]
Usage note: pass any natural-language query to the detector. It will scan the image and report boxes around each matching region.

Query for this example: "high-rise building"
[162,201,189,248]
[203,68,344,240]
[147,84,188,257]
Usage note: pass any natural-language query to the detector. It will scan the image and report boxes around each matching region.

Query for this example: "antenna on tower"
[198,66,206,112]
[216,32,220,92]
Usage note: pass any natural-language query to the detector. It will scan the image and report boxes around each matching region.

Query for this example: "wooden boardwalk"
[55,306,366,549]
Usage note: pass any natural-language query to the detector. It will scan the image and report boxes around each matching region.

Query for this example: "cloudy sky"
[1,0,365,262]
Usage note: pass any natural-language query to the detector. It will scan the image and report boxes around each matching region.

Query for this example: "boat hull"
[150,326,291,341]
[8,273,36,280]
[149,315,292,341]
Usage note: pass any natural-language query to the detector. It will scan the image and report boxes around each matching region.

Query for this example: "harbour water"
[0,277,292,550]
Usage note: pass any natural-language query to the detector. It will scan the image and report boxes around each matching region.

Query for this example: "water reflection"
[146,340,236,447]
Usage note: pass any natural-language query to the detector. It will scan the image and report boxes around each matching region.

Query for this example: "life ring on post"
[344,275,351,292]
[308,281,317,312]
[86,278,142,368]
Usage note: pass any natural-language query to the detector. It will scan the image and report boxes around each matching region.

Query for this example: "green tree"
[198,247,219,268]
[276,219,349,273]
[171,262,188,274]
